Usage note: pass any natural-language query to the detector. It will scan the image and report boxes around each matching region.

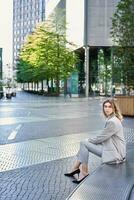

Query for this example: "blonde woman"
[64,99,126,183]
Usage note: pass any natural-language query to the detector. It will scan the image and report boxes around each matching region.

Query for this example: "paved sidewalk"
[0,156,102,200]
[0,131,101,172]
[0,152,102,200]
[0,157,75,200]
[0,128,134,200]
[0,132,102,200]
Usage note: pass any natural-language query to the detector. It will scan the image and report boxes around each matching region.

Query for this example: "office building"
[46,0,120,96]
[13,0,45,69]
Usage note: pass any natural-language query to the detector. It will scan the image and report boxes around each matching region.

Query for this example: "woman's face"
[103,102,113,117]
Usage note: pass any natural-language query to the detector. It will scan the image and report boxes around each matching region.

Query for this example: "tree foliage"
[111,0,134,90]
[16,8,78,94]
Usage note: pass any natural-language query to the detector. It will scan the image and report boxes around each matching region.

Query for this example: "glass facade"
[13,0,45,68]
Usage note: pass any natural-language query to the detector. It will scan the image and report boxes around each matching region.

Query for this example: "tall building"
[46,0,120,96]
[0,48,2,80]
[13,0,45,70]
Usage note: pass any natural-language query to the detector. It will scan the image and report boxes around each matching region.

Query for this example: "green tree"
[111,0,134,92]
[17,8,78,95]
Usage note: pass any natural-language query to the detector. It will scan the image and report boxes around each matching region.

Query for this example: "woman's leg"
[67,161,88,177]
[71,160,81,171]
[64,160,81,177]
[65,139,102,179]
[76,139,102,179]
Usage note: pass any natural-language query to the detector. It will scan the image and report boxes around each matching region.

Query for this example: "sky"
[0,0,13,72]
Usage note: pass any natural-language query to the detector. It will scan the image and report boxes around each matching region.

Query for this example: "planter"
[12,92,16,97]
[115,96,134,116]
[6,93,12,99]
[0,91,4,99]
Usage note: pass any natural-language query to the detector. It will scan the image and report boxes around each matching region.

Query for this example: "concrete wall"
[87,0,120,46]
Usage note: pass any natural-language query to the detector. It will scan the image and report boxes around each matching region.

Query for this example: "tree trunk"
[50,79,53,94]
[41,80,43,91]
[55,78,60,96]
[64,79,67,95]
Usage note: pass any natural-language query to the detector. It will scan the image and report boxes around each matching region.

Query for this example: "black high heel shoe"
[72,174,88,184]
[64,169,80,177]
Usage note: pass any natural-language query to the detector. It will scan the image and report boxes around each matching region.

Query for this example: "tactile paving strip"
[0,129,133,172]
[0,131,98,172]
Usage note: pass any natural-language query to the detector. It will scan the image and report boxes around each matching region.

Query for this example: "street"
[0,91,106,145]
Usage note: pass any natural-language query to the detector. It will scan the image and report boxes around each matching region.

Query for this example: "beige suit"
[89,115,126,164]
[77,115,126,164]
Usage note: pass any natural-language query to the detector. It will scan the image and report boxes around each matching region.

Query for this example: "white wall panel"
[66,0,84,49]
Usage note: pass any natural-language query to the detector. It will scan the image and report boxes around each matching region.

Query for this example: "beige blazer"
[89,115,126,164]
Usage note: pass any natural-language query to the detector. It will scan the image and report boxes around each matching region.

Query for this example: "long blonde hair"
[103,98,123,121]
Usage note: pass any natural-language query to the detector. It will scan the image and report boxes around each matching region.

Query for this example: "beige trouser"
[77,139,103,164]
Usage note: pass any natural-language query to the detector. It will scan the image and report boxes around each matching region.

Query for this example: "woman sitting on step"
[64,98,126,184]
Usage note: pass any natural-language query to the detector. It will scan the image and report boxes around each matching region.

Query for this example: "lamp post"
[84,46,89,97]
[84,0,89,97]
[0,48,2,81]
